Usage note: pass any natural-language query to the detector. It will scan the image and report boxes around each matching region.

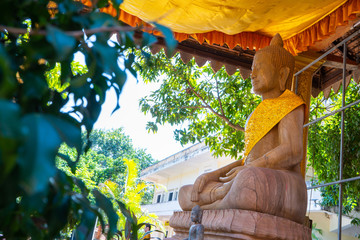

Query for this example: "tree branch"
[214,77,225,116]
[173,105,206,109]
[0,25,138,38]
[186,80,244,132]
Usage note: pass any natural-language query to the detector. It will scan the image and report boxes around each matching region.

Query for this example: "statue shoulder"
[197,224,204,230]
[283,104,304,121]
[278,104,304,131]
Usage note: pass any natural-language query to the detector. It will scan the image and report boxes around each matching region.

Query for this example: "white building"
[141,143,360,239]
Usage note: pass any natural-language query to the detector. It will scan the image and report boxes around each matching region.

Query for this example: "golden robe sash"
[244,90,305,158]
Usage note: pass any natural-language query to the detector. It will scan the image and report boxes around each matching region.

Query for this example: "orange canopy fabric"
[83,0,360,55]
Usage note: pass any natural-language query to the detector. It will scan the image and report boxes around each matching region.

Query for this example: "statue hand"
[219,166,246,183]
[213,179,234,201]
[191,172,218,202]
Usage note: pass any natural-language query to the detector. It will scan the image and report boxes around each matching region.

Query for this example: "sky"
[93,73,191,161]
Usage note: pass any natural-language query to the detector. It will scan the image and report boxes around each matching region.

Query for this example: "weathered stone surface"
[166,209,311,240]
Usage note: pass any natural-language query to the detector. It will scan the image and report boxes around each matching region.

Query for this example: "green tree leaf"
[0,100,20,177]
[46,25,76,61]
[0,45,16,98]
[45,115,82,155]
[93,189,119,238]
[18,114,62,194]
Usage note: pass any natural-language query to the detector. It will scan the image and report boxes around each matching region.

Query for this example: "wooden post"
[293,53,324,177]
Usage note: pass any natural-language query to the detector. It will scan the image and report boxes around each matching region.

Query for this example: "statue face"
[251,54,280,95]
[191,209,199,222]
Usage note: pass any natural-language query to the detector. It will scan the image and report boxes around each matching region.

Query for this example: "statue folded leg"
[179,167,307,224]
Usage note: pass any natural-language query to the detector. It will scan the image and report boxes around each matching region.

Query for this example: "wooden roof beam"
[322,54,359,71]
[176,39,253,70]
[133,32,254,70]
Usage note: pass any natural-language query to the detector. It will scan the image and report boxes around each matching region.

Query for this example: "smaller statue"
[184,205,204,240]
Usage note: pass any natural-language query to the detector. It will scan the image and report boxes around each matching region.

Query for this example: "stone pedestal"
[166,209,311,240]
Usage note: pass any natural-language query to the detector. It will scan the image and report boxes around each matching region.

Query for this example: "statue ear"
[279,66,290,91]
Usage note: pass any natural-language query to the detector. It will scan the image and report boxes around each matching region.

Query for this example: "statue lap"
[180,167,306,224]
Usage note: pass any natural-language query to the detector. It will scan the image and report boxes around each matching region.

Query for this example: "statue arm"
[207,160,245,181]
[195,225,205,240]
[191,160,243,201]
[214,160,244,176]
[249,105,304,170]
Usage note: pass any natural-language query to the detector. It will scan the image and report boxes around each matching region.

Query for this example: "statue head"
[251,33,295,96]
[190,205,203,223]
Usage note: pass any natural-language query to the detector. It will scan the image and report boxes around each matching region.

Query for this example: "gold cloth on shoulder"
[244,90,305,158]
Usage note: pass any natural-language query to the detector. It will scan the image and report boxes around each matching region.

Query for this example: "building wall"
[310,211,359,240]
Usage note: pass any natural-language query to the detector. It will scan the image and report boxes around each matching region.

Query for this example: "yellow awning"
[83,0,360,55]
[121,0,345,38]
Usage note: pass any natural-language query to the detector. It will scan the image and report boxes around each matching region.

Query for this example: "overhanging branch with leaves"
[186,79,245,132]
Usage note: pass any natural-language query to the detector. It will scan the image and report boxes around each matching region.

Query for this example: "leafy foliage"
[98,159,162,240]
[57,129,156,203]
[0,0,175,239]
[134,49,260,160]
[311,223,323,240]
[307,82,360,213]
[88,129,155,173]
[46,61,88,94]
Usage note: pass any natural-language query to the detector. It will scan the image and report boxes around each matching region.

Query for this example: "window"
[168,192,173,201]
[174,191,178,201]
[156,194,161,203]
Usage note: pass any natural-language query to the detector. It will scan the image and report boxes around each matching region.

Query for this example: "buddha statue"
[183,205,204,240]
[178,33,307,224]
